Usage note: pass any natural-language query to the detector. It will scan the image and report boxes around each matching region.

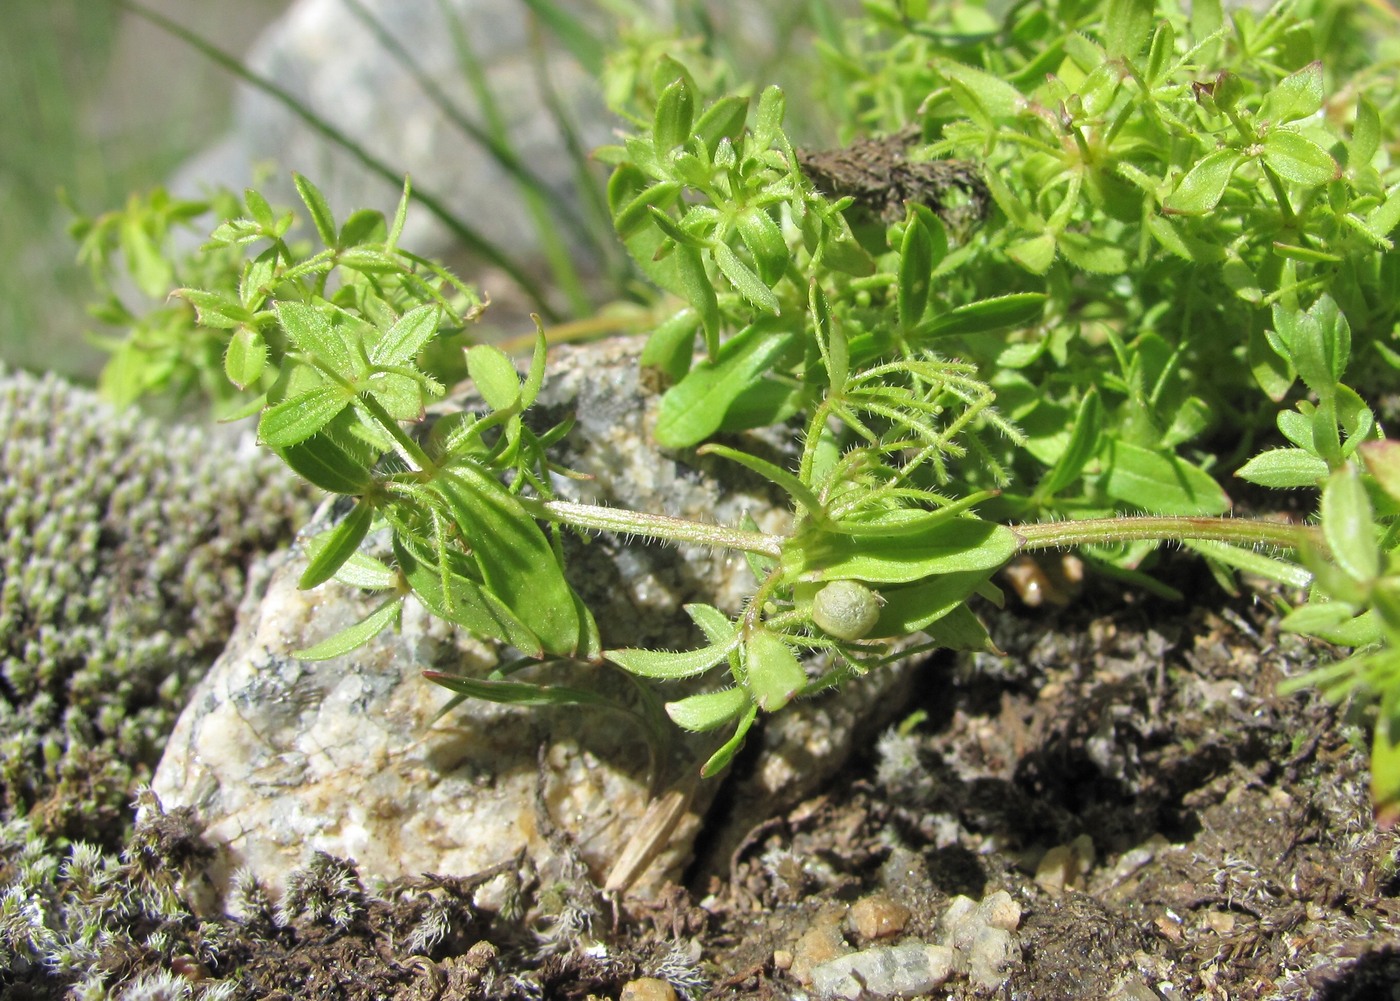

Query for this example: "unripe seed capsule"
[812,580,881,641]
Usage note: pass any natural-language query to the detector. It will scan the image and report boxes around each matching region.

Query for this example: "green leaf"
[640,307,700,382]
[1163,149,1243,215]
[332,552,397,590]
[225,327,268,390]
[1100,440,1230,515]
[606,642,734,680]
[752,85,786,148]
[433,466,589,657]
[467,344,522,413]
[1184,540,1312,589]
[744,628,807,712]
[687,603,737,646]
[1248,323,1293,402]
[1262,130,1340,186]
[277,429,376,495]
[1350,97,1380,169]
[810,281,847,389]
[277,301,359,378]
[935,58,1023,125]
[693,95,751,157]
[1360,441,1400,503]
[612,178,683,239]
[653,75,696,151]
[423,672,623,711]
[1035,389,1102,500]
[700,704,758,776]
[922,602,994,652]
[337,208,386,249]
[712,242,781,314]
[1365,185,1400,243]
[871,569,990,635]
[789,518,1018,585]
[371,304,441,367]
[1259,61,1323,125]
[735,208,787,287]
[1008,232,1057,274]
[175,288,254,329]
[1321,466,1379,583]
[1104,0,1155,58]
[395,536,542,657]
[1372,689,1400,826]
[666,687,749,732]
[898,208,940,331]
[916,293,1047,340]
[300,498,374,589]
[1057,232,1128,274]
[294,596,403,660]
[118,215,174,298]
[1236,448,1328,488]
[697,442,823,516]
[294,172,338,247]
[655,324,795,448]
[674,244,721,357]
[1144,19,1175,85]
[259,385,354,447]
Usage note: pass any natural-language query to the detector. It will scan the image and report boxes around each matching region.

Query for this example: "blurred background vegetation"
[0,1,288,378]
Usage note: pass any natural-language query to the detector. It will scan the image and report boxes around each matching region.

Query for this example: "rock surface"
[153,337,917,905]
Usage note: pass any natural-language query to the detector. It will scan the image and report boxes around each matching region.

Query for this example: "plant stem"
[1014,515,1320,553]
[538,500,784,557]
[357,394,439,476]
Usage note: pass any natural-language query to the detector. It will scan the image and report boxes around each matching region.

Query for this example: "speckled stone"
[153,338,919,906]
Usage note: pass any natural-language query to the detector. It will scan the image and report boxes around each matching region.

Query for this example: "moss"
[0,364,311,844]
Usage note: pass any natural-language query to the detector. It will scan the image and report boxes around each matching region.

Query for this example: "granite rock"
[153,337,918,905]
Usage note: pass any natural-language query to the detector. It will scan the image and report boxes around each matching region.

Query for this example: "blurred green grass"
[0,2,283,379]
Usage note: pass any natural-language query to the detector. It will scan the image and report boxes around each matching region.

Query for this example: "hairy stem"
[538,500,784,557]
[1014,515,1320,553]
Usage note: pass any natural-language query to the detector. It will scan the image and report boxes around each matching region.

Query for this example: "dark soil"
[7,564,1400,1000]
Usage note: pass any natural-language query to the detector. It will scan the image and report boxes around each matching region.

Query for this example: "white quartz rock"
[154,338,917,906]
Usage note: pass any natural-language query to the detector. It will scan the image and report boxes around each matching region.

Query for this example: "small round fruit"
[812,580,881,641]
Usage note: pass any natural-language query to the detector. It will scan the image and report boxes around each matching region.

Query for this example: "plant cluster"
[78,0,1400,816]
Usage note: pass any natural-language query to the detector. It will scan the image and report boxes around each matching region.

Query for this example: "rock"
[940,890,1023,991]
[152,338,918,905]
[1034,833,1096,895]
[619,977,679,1001]
[809,942,956,1000]
[789,913,852,986]
[849,893,911,940]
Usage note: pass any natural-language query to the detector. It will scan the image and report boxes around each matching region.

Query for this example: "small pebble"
[790,919,852,985]
[1204,910,1236,935]
[1034,834,1096,895]
[811,942,955,1000]
[772,948,793,971]
[966,925,1019,991]
[619,977,678,1001]
[975,890,1021,932]
[850,892,912,940]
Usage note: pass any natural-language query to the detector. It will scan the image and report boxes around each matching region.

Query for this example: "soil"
[9,561,1400,1000]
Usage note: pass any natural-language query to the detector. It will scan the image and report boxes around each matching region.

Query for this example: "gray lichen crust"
[0,364,310,843]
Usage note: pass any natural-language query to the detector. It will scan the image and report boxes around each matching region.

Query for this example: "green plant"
[84,0,1400,818]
